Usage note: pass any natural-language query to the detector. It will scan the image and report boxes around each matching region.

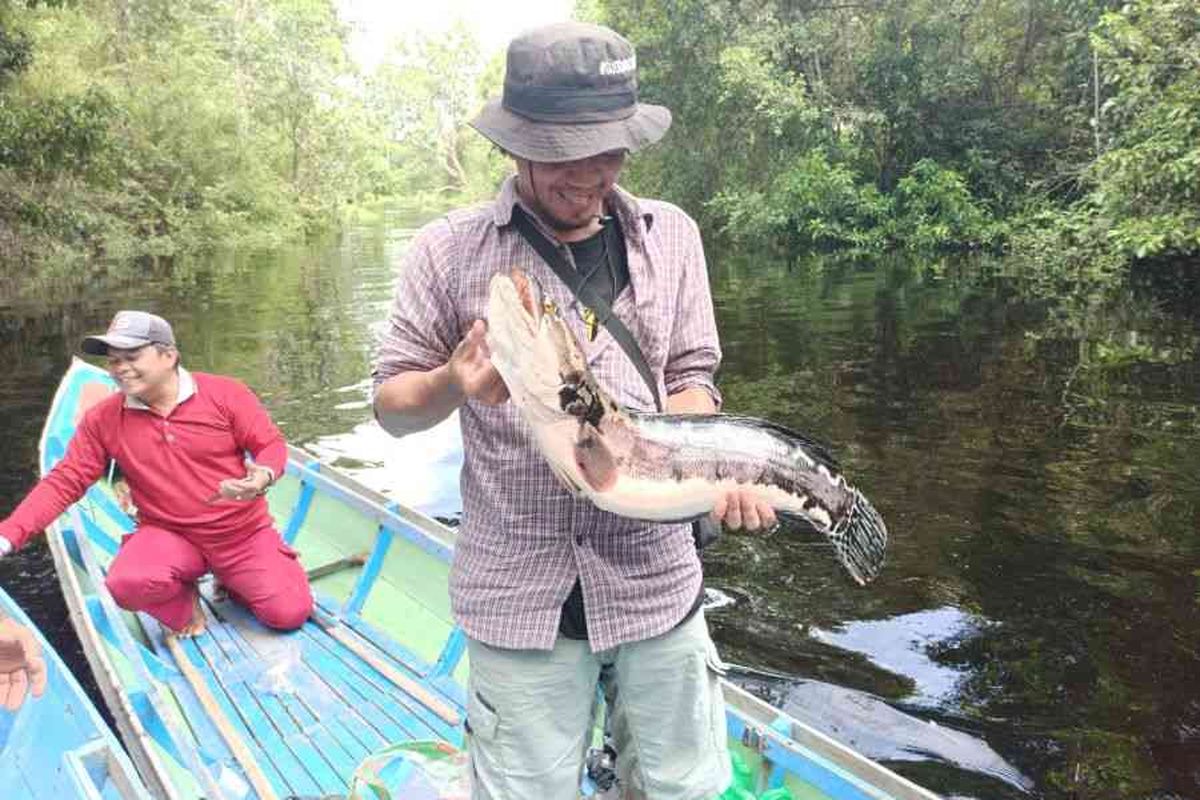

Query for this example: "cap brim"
[470,99,671,163]
[81,334,152,356]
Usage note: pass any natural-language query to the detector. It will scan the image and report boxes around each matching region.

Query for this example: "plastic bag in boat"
[349,740,470,800]
[719,751,795,800]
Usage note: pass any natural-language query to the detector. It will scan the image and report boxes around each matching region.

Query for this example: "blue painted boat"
[39,357,940,800]
[0,582,150,799]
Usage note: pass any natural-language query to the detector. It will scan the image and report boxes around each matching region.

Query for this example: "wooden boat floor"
[140,589,464,798]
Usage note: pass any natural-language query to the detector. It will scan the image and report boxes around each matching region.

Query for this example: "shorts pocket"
[703,636,730,678]
[703,636,731,759]
[467,689,500,742]
[277,543,299,560]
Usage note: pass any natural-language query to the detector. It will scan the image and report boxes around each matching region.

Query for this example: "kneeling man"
[0,311,312,637]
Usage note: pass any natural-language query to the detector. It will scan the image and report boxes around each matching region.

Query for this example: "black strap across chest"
[509,206,663,412]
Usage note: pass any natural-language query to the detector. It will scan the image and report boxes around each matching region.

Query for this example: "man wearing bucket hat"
[374,21,772,799]
[0,311,313,638]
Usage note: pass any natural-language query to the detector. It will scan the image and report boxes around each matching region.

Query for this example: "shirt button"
[166,434,175,443]
[575,534,585,545]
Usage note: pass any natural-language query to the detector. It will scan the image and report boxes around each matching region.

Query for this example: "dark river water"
[1,209,1198,799]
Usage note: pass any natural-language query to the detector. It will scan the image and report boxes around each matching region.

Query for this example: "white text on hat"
[599,55,636,76]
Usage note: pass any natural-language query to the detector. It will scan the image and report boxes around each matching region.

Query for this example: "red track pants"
[104,524,313,632]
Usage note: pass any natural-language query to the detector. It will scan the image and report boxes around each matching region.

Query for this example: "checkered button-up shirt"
[373,177,722,651]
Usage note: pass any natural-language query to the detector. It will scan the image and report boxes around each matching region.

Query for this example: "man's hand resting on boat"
[712,487,778,533]
[0,616,48,711]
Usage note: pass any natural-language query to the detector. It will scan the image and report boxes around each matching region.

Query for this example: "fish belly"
[588,475,809,522]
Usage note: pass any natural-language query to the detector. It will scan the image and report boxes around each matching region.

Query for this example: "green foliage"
[591,0,1200,274]
[367,23,508,211]
[0,88,113,178]
[1089,0,1200,260]
[0,1,514,264]
[0,0,407,262]
[710,149,889,254]
[711,153,993,255]
[892,159,994,250]
[2,0,1195,279]
[1005,203,1125,316]
[0,22,32,86]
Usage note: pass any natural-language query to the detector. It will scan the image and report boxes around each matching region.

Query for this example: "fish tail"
[829,489,888,585]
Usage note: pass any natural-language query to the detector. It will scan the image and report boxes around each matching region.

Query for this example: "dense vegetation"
[1,0,1196,284]
[0,0,506,265]
[590,0,1199,274]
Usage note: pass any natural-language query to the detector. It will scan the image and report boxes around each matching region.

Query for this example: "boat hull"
[39,358,938,800]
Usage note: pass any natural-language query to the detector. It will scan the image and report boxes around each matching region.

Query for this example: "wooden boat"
[0,582,150,799]
[40,357,940,800]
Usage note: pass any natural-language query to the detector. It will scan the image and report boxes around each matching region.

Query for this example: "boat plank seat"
[271,460,467,686]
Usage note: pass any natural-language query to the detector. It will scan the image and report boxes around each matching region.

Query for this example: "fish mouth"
[487,269,587,419]
[509,269,544,322]
[491,269,565,338]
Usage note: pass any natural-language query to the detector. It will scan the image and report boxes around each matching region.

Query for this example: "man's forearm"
[374,365,465,436]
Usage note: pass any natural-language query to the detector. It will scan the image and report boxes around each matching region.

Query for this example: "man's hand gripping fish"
[485,269,888,584]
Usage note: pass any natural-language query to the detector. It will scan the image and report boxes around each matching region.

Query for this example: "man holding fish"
[372,22,776,800]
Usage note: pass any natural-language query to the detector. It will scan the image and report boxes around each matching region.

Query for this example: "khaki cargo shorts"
[465,611,731,800]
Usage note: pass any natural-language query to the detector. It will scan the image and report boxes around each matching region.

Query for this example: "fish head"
[486,269,594,421]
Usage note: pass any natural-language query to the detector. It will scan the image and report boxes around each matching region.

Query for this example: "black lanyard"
[509,206,662,412]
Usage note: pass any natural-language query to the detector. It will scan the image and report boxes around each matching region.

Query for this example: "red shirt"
[0,370,287,551]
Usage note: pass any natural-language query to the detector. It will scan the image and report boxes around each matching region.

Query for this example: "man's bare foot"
[173,592,207,638]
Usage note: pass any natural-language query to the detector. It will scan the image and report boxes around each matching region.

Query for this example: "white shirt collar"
[124,366,196,410]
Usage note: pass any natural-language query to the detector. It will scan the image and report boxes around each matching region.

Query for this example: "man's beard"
[518,175,606,233]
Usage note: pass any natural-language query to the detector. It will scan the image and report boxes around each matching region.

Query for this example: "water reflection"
[778,678,1032,794]
[810,606,979,706]
[309,414,464,521]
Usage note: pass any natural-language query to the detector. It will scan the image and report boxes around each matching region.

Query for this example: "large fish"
[485,269,887,584]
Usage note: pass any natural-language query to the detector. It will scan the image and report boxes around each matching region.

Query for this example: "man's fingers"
[462,320,488,351]
[451,322,484,363]
[27,654,47,698]
[2,670,27,711]
[711,494,728,522]
[715,490,777,533]
[723,495,743,530]
[476,323,494,359]
[217,477,259,501]
[742,499,762,531]
[14,630,47,699]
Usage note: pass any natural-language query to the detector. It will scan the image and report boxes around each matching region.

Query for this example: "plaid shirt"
[373,177,722,651]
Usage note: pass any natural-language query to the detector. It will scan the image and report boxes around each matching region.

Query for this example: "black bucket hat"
[470,22,671,163]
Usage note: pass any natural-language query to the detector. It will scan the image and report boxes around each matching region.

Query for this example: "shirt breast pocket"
[179,423,237,458]
[624,307,670,406]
